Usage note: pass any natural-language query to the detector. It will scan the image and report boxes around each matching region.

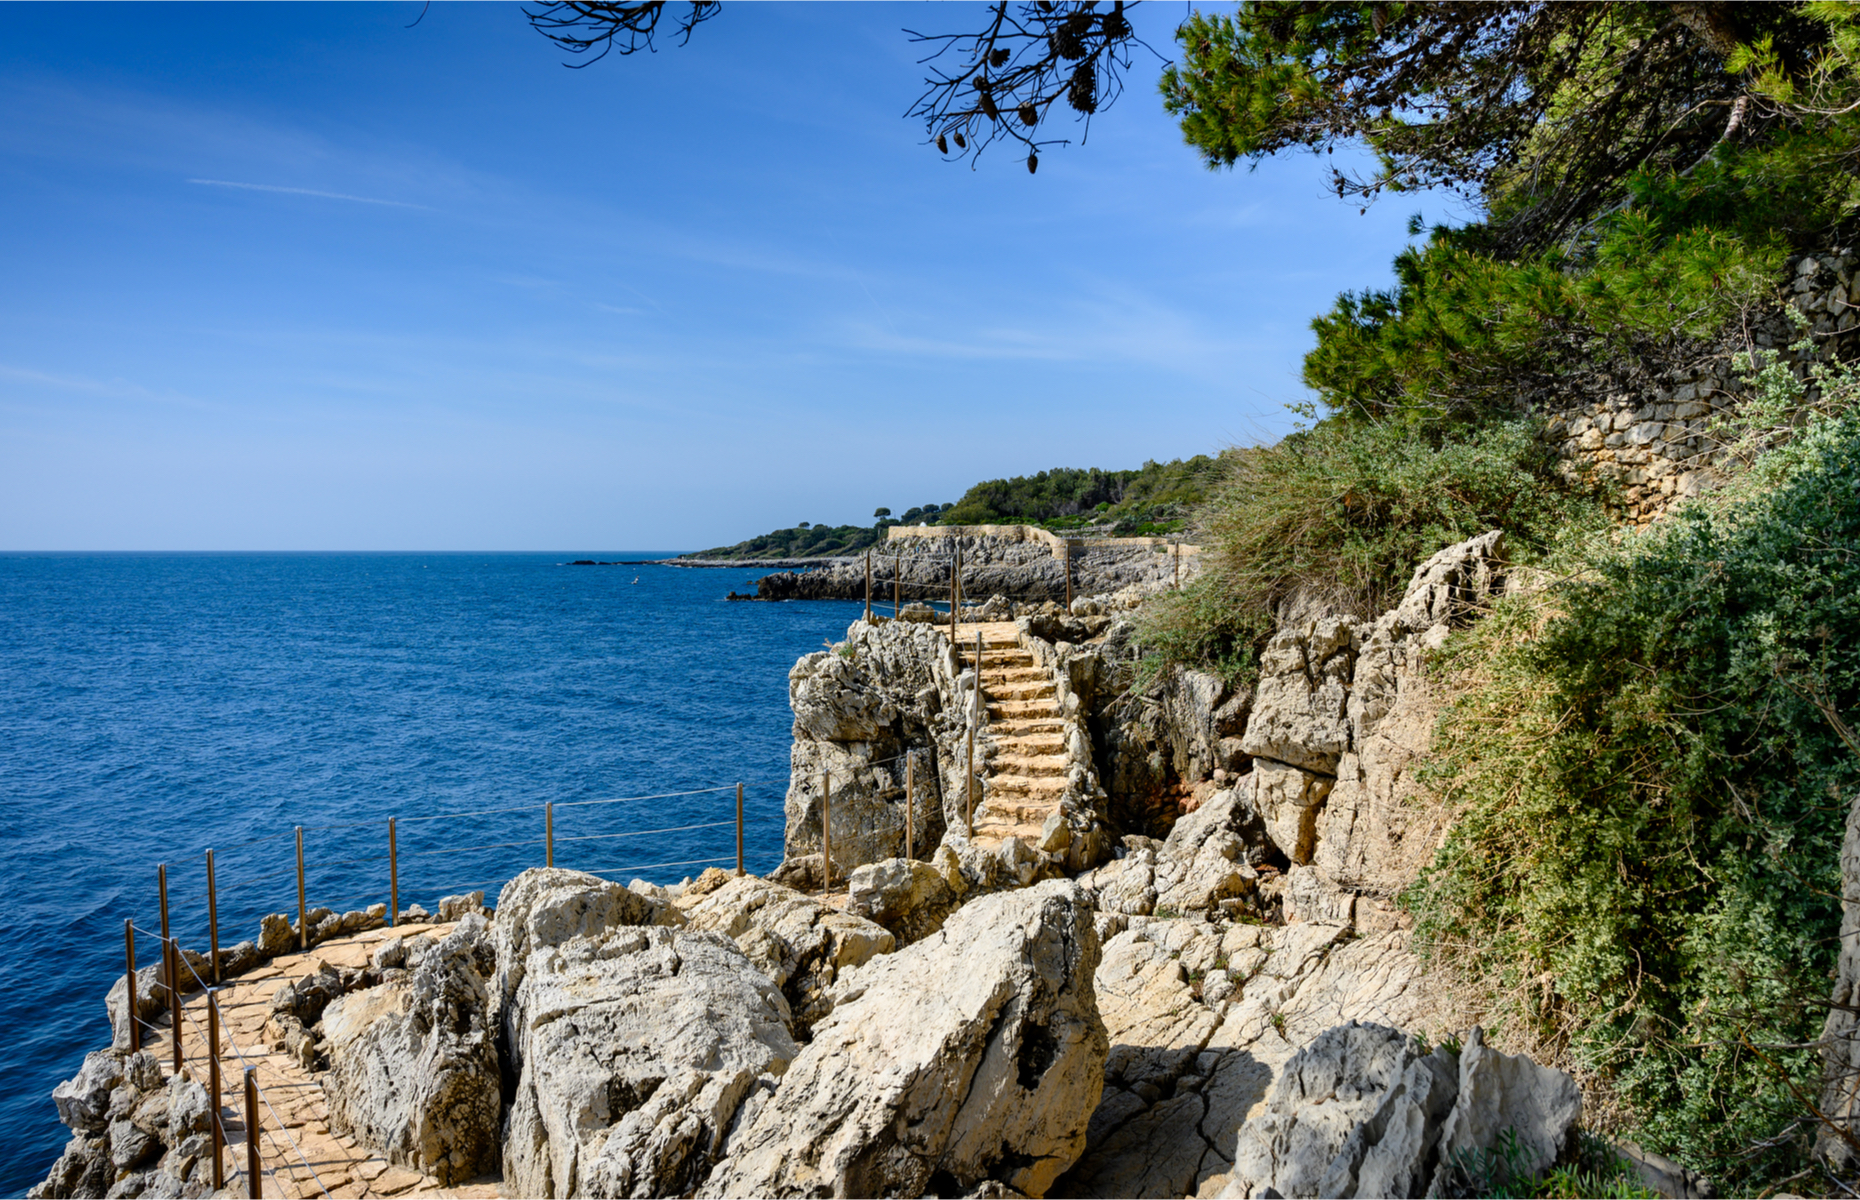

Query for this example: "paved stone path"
[149,922,500,1199]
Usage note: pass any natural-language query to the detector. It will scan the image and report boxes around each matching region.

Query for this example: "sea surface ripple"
[0,552,860,1193]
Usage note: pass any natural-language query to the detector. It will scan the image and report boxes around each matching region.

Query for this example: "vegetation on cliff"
[1141,2,1860,1187]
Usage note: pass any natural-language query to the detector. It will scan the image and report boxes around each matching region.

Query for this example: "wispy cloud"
[187,178,428,210]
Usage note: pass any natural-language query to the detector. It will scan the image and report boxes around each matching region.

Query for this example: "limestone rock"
[501,922,797,1198]
[847,856,957,945]
[321,921,502,1185]
[1221,1022,1454,1199]
[679,875,895,1036]
[489,867,671,1037]
[1154,787,1269,914]
[701,880,1107,1199]
[1819,786,1860,1169]
[256,912,295,957]
[53,1050,124,1134]
[105,966,168,1053]
[1428,1028,1581,1196]
[1214,1021,1578,1199]
[1240,617,1357,775]
[1250,760,1334,866]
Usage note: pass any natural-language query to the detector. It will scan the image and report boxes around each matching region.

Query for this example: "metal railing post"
[545,803,554,869]
[966,731,976,839]
[735,783,745,877]
[893,553,900,618]
[388,818,398,928]
[244,1066,261,1199]
[206,849,219,985]
[158,864,170,947]
[864,550,872,622]
[166,937,183,1075]
[1065,548,1072,609]
[821,773,832,891]
[294,826,306,952]
[125,919,140,1054]
[905,754,914,861]
[207,988,224,1191]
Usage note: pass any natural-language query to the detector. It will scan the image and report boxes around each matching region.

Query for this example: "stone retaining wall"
[1545,248,1860,525]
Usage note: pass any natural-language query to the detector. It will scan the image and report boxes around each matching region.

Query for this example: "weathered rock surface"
[1819,786,1860,1170]
[321,917,501,1185]
[785,619,957,870]
[488,867,672,1036]
[702,880,1107,1199]
[1215,1021,1578,1199]
[500,898,798,1198]
[1055,917,1473,1199]
[678,874,894,1036]
[847,856,959,945]
[30,1051,214,1200]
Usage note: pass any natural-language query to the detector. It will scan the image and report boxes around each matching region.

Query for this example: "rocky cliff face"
[751,530,1199,602]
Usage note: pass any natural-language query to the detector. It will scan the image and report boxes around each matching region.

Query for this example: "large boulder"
[489,867,672,1035]
[701,879,1108,1199]
[501,922,798,1198]
[1218,1022,1579,1199]
[321,918,502,1185]
[847,856,958,945]
[1239,618,1357,776]
[1154,786,1270,914]
[679,875,895,1037]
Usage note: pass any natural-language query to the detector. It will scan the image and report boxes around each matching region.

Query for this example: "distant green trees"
[936,456,1220,534]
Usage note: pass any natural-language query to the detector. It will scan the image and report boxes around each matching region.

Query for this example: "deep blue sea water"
[0,552,863,1194]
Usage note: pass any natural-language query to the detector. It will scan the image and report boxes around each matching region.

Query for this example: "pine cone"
[1027,152,1039,174]
[1019,102,1038,126]
[936,134,949,154]
[1068,60,1096,113]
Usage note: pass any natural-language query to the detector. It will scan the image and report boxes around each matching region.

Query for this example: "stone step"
[988,754,1069,776]
[985,665,1049,682]
[986,775,1069,798]
[981,798,1062,823]
[987,700,1065,719]
[991,717,1068,733]
[989,733,1066,751]
[985,680,1056,700]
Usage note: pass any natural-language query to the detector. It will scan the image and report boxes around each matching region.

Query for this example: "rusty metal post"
[207,988,224,1191]
[158,863,170,947]
[1065,547,1072,609]
[244,1066,261,1199]
[388,818,398,928]
[735,783,745,877]
[206,849,219,985]
[166,937,183,1075]
[294,826,306,952]
[1174,540,1180,589]
[905,754,914,860]
[966,731,975,839]
[545,803,554,868]
[954,545,963,640]
[821,772,832,890]
[125,919,140,1054]
[948,552,956,639]
[864,550,872,622]
[893,553,900,618]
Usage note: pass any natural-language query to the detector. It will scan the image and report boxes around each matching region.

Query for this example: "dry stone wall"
[1545,247,1860,525]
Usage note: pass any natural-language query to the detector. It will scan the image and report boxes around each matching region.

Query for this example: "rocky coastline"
[34,525,1766,1200]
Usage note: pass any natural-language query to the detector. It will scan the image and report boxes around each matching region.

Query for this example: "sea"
[0,551,864,1194]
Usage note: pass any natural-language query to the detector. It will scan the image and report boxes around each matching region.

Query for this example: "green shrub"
[1408,411,1860,1189]
[1136,416,1606,683]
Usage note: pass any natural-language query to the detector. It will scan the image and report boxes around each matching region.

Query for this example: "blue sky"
[0,2,1450,551]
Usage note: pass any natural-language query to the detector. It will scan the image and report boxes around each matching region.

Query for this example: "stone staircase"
[954,621,1069,850]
